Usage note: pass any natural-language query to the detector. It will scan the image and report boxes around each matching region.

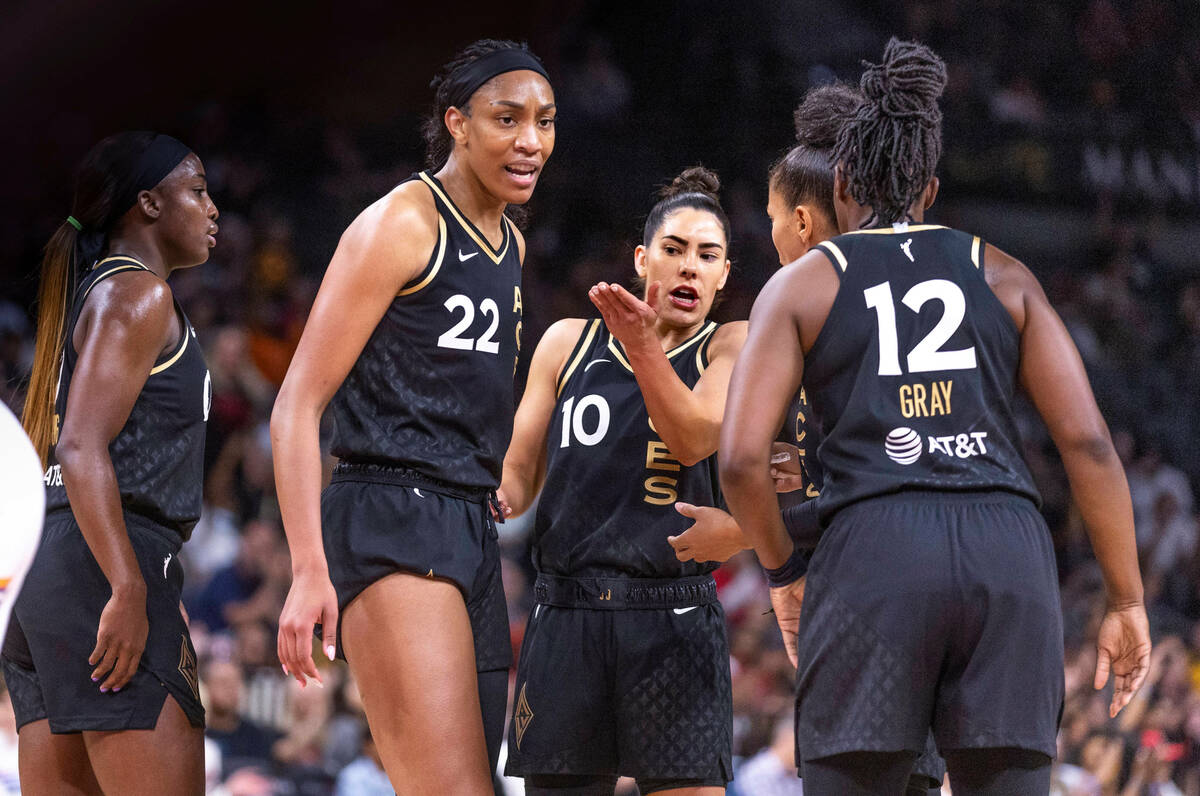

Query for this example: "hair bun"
[794,83,863,150]
[661,165,721,201]
[859,37,947,119]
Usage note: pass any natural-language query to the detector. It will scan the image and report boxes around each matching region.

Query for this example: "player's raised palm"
[589,281,659,351]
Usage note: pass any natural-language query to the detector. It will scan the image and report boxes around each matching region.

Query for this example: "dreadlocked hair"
[793,82,863,151]
[831,38,947,227]
[770,82,864,224]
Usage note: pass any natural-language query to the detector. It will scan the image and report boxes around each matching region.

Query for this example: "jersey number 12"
[863,279,977,376]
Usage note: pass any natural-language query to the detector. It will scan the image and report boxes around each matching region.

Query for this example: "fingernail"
[100,687,109,693]
[282,664,289,676]
[113,686,121,692]
[325,645,336,661]
[91,676,99,682]
[313,679,325,689]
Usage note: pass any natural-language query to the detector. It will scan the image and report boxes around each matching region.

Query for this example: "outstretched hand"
[1094,602,1152,717]
[589,281,659,351]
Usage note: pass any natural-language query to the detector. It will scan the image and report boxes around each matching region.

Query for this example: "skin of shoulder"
[703,319,747,361]
[73,271,178,362]
[979,241,1044,335]
[340,179,440,290]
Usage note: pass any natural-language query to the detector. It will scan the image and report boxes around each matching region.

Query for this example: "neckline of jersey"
[842,224,947,236]
[418,171,511,263]
[93,254,150,271]
[606,320,718,372]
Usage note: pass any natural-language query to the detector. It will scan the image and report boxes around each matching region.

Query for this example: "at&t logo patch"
[885,427,922,465]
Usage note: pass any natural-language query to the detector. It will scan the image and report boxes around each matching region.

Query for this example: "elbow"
[54,433,90,477]
[1059,427,1117,466]
[718,448,763,494]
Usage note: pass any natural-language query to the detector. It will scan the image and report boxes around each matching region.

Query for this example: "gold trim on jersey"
[93,255,151,271]
[695,344,707,375]
[841,224,947,236]
[556,319,602,398]
[667,320,717,359]
[417,172,511,265]
[816,241,848,272]
[398,216,448,296]
[79,262,151,304]
[606,320,717,375]
[970,236,982,269]
[149,317,189,374]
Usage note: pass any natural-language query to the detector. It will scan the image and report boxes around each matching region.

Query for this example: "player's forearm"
[270,401,329,576]
[58,442,144,593]
[500,458,542,518]
[1061,439,1143,606]
[720,455,792,568]
[625,347,718,465]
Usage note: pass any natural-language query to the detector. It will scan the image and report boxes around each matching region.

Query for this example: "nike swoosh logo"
[413,488,425,498]
[458,250,478,262]
[673,606,697,615]
[584,358,610,371]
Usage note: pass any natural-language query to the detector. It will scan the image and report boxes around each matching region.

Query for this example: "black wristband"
[763,545,807,588]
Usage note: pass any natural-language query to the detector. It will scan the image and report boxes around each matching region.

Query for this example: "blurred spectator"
[203,659,281,779]
[333,724,390,796]
[729,714,805,795]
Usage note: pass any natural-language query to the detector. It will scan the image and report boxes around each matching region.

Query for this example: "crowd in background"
[3,1,1200,793]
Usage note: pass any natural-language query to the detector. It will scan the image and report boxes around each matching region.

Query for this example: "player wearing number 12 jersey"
[721,39,1149,795]
[500,168,745,794]
[271,40,555,794]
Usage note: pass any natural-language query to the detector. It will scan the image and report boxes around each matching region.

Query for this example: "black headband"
[74,133,192,266]
[444,49,550,111]
[112,133,192,217]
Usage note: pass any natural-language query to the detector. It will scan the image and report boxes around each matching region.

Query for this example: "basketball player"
[499,167,744,795]
[271,40,555,794]
[721,39,1150,795]
[668,85,946,796]
[2,132,217,794]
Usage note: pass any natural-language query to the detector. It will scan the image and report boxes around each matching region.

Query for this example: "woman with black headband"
[272,39,554,793]
[2,131,217,794]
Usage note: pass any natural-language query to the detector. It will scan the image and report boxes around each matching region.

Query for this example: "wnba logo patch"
[885,427,922,465]
[514,682,534,749]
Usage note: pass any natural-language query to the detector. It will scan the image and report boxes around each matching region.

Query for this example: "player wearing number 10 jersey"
[272,40,555,794]
[722,39,1149,795]
[500,168,745,794]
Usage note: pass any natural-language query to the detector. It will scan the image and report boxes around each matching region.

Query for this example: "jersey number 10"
[863,279,977,376]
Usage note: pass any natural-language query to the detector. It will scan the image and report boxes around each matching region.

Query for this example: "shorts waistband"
[850,488,1038,509]
[332,460,492,503]
[533,573,717,610]
[45,507,184,552]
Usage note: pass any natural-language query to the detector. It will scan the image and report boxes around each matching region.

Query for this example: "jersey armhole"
[695,322,721,375]
[555,319,602,398]
[970,235,984,274]
[813,241,848,279]
[397,214,448,297]
[67,260,155,358]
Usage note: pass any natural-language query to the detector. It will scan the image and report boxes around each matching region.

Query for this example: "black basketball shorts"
[321,464,510,672]
[505,574,732,786]
[1,510,204,733]
[793,490,1063,764]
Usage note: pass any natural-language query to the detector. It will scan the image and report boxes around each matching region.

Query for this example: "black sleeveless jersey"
[777,386,823,511]
[44,256,211,540]
[803,225,1039,520]
[531,319,723,579]
[329,172,524,490]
